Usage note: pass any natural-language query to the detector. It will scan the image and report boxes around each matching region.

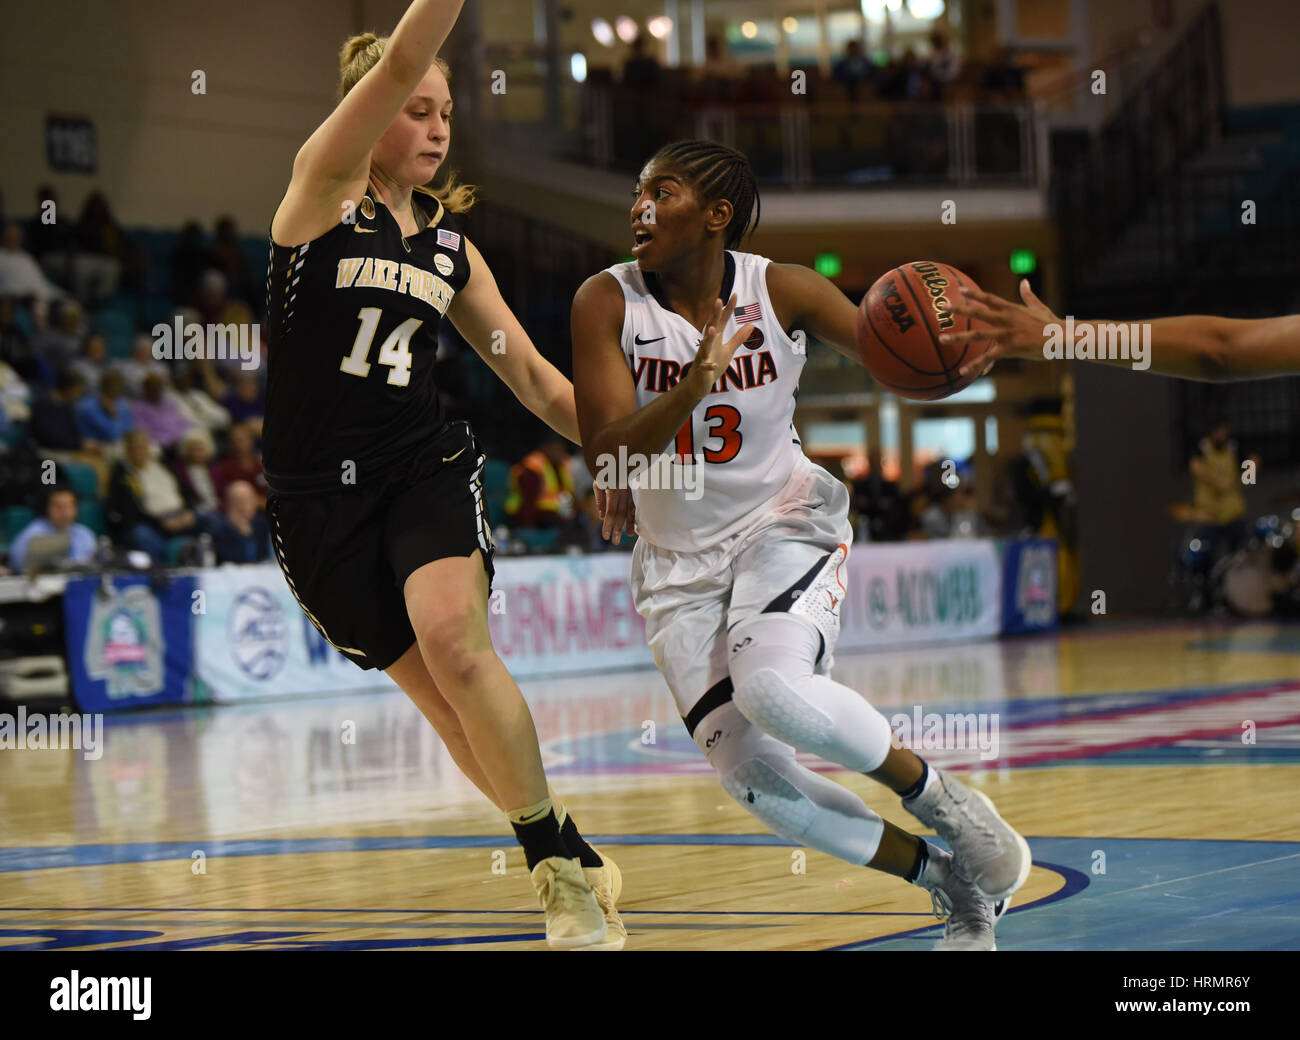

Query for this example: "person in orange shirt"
[504,432,576,529]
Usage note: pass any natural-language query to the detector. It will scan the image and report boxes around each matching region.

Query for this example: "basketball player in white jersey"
[572,140,1031,950]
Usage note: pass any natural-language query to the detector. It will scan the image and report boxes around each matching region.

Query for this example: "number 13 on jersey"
[674,404,743,463]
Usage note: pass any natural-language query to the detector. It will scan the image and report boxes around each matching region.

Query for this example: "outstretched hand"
[941,278,1061,379]
[687,294,755,396]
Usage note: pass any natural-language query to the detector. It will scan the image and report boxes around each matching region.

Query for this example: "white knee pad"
[729,613,892,773]
[704,705,883,865]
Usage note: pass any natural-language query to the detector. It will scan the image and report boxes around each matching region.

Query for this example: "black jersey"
[262,188,471,491]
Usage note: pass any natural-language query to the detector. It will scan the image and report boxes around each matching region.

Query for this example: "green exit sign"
[814,252,842,278]
[1009,248,1037,274]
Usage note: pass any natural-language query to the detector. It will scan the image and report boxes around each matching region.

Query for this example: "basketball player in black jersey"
[263,0,625,949]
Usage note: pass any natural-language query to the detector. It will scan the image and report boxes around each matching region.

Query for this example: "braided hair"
[649,140,761,250]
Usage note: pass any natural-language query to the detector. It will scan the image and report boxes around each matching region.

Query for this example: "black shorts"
[266,420,496,671]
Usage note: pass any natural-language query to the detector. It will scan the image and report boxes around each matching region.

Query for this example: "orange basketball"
[856,261,992,401]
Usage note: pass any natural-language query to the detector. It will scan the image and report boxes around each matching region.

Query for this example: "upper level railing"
[484,79,1045,189]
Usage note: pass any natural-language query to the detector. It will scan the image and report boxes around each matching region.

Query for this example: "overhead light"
[647,15,673,39]
[741,20,758,39]
[860,0,887,22]
[615,15,639,43]
[908,0,946,17]
[782,16,799,34]
[570,53,587,82]
[591,17,615,47]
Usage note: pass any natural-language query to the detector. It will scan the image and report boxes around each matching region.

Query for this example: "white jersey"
[604,250,807,552]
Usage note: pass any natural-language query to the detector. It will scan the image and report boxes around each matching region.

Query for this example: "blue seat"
[514,527,559,553]
[61,460,99,502]
[77,500,105,536]
[4,505,35,542]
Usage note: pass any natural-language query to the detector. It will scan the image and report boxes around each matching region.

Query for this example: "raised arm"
[272,0,465,244]
[944,279,1300,382]
[764,261,861,362]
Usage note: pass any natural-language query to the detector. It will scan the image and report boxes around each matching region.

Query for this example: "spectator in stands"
[212,216,254,307]
[927,31,962,88]
[622,35,661,89]
[75,369,135,450]
[0,298,26,365]
[25,186,77,275]
[211,421,267,505]
[131,372,192,451]
[0,223,69,303]
[169,222,218,308]
[27,298,84,372]
[108,429,208,564]
[165,364,230,439]
[7,486,95,573]
[210,479,270,564]
[68,331,110,392]
[115,333,169,397]
[504,432,576,529]
[980,45,1025,95]
[28,369,111,495]
[879,49,934,101]
[221,369,265,433]
[172,429,220,512]
[72,191,128,304]
[1190,419,1251,562]
[696,35,745,101]
[0,350,30,426]
[832,39,875,99]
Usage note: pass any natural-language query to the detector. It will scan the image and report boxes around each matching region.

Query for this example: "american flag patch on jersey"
[735,302,762,322]
[437,229,461,250]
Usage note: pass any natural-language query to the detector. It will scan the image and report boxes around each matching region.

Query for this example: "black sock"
[511,811,571,871]
[898,760,929,801]
[560,814,604,869]
[904,838,930,884]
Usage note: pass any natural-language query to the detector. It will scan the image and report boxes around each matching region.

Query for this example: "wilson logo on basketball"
[909,261,956,332]
[880,279,915,335]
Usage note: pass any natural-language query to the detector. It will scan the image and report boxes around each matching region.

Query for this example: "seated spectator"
[209,479,270,564]
[29,370,111,496]
[75,369,135,449]
[622,35,661,89]
[211,422,267,505]
[170,222,218,309]
[27,298,84,372]
[166,364,231,438]
[172,429,220,512]
[26,185,77,275]
[0,222,68,303]
[7,486,97,573]
[0,297,51,390]
[69,331,110,392]
[504,433,576,529]
[222,369,265,433]
[195,270,256,373]
[107,429,209,564]
[131,372,192,451]
[72,191,127,305]
[8,486,96,573]
[0,352,30,425]
[212,216,255,307]
[115,333,169,397]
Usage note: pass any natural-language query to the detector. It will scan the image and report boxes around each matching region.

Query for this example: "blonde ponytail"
[337,32,478,214]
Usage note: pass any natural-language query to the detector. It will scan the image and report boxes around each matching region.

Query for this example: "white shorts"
[630,456,853,731]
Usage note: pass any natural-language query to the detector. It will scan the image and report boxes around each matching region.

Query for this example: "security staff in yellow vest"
[1190,420,1249,557]
[504,433,576,529]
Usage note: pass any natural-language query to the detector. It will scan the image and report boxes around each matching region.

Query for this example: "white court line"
[1096,851,1300,899]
